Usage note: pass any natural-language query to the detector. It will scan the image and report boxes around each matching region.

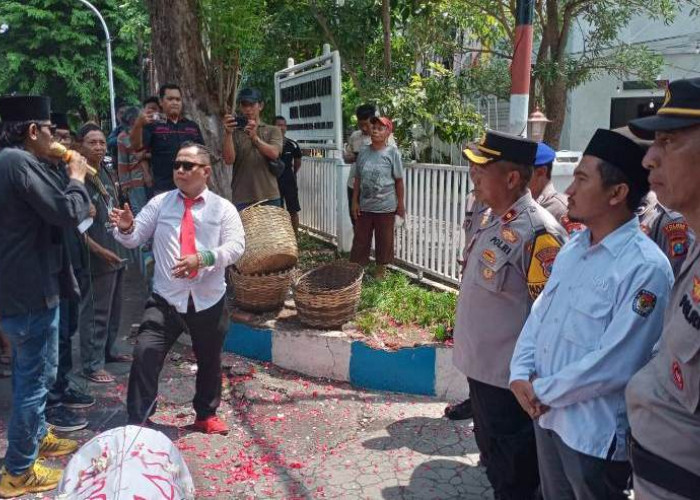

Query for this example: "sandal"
[83,369,115,384]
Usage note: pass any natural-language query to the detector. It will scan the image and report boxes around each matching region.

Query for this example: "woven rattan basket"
[236,203,298,274]
[293,262,364,329]
[229,267,293,313]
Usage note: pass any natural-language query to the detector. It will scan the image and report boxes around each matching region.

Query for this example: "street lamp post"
[76,0,117,130]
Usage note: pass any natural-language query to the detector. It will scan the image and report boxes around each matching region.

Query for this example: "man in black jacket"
[0,96,90,496]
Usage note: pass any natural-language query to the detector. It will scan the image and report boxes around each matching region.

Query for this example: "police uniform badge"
[559,214,585,235]
[501,226,519,244]
[482,249,497,265]
[662,221,689,257]
[482,267,495,281]
[692,276,700,304]
[672,360,684,391]
[526,231,562,299]
[633,289,657,317]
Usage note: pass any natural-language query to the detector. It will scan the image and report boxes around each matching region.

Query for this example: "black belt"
[629,434,700,499]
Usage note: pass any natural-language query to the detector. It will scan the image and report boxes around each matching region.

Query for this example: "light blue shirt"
[510,217,673,460]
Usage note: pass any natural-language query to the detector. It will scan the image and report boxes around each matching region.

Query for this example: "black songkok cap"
[51,112,70,131]
[463,130,538,166]
[0,95,51,122]
[583,128,649,192]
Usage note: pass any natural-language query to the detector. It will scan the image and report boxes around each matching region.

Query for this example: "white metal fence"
[297,156,575,288]
[396,163,471,286]
[297,157,340,241]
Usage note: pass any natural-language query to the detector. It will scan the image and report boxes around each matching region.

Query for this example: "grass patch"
[357,267,456,342]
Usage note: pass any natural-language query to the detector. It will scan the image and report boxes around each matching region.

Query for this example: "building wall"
[560,9,700,151]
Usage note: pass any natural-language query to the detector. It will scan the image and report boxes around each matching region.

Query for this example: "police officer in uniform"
[626,77,700,499]
[529,142,568,220]
[510,129,674,499]
[454,130,568,499]
[637,190,693,278]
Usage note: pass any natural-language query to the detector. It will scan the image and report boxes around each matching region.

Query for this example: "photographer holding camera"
[222,88,283,211]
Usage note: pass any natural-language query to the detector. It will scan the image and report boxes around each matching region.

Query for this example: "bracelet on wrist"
[119,222,134,235]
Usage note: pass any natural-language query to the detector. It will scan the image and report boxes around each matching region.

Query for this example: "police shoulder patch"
[633,289,657,318]
[527,232,562,299]
[662,221,689,258]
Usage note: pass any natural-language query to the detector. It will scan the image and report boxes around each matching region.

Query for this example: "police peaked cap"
[629,78,700,139]
[583,129,649,192]
[0,95,51,122]
[463,130,538,166]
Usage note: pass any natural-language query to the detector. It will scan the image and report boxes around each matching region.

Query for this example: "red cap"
[370,116,393,133]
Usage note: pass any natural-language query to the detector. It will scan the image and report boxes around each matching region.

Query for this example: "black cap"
[583,129,649,191]
[463,130,538,165]
[0,95,51,122]
[237,88,263,104]
[51,112,70,131]
[629,78,700,140]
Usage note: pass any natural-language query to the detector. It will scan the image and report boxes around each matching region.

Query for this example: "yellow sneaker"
[38,427,78,458]
[0,459,62,498]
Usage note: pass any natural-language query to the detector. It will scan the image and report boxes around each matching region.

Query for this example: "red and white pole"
[509,0,534,137]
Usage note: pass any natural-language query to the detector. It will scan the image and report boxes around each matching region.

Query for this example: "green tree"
[0,0,147,124]
[447,0,696,146]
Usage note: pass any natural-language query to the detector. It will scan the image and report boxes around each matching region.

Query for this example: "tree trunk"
[144,0,231,199]
[381,0,392,76]
[541,78,566,149]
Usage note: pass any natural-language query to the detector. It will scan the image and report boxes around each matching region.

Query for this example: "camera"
[235,116,248,130]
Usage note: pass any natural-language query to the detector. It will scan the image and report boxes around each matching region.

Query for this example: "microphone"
[49,142,98,176]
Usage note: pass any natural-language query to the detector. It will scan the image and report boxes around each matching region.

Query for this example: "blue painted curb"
[223,322,273,362]
[222,320,467,399]
[349,343,436,396]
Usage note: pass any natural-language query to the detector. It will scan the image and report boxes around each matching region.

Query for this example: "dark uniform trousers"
[127,294,228,423]
[468,377,540,500]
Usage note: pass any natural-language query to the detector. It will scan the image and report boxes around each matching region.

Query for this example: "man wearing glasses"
[0,96,90,495]
[110,141,245,435]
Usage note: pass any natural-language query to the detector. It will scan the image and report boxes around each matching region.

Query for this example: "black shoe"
[444,399,473,420]
[62,388,96,409]
[46,406,89,432]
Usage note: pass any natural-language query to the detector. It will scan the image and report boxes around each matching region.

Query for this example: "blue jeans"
[0,307,59,475]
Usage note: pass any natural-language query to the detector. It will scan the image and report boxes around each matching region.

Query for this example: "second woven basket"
[293,261,364,329]
[237,203,298,274]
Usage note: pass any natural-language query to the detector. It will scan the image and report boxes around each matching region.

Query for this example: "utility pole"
[76,0,117,130]
[509,0,534,137]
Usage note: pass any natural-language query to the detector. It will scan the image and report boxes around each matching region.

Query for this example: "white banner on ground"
[57,425,195,500]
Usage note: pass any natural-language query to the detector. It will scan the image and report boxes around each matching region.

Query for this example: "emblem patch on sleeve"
[662,221,689,257]
[560,214,586,235]
[527,232,562,299]
[633,289,657,317]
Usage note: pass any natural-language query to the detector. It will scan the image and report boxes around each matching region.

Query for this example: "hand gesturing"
[109,203,134,231]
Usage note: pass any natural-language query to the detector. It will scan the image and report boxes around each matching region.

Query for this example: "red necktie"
[180,197,200,278]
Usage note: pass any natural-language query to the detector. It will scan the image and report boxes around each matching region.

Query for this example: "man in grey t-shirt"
[355,144,404,213]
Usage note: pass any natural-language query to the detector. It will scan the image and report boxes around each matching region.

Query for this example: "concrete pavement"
[0,267,492,499]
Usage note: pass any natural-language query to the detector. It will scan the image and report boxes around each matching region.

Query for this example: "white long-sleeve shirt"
[113,188,245,313]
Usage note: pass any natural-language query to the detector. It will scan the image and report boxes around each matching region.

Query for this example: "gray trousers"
[633,475,689,500]
[534,423,630,500]
[79,268,124,374]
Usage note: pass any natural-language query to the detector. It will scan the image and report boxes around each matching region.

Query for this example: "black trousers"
[127,294,229,423]
[468,377,540,500]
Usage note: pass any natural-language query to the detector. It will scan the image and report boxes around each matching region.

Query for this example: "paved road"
[0,267,492,499]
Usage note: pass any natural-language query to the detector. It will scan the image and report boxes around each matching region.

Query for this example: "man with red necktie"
[110,141,245,434]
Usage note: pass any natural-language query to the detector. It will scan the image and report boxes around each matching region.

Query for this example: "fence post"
[336,160,353,252]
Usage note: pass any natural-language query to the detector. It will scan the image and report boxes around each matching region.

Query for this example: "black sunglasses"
[173,160,207,171]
